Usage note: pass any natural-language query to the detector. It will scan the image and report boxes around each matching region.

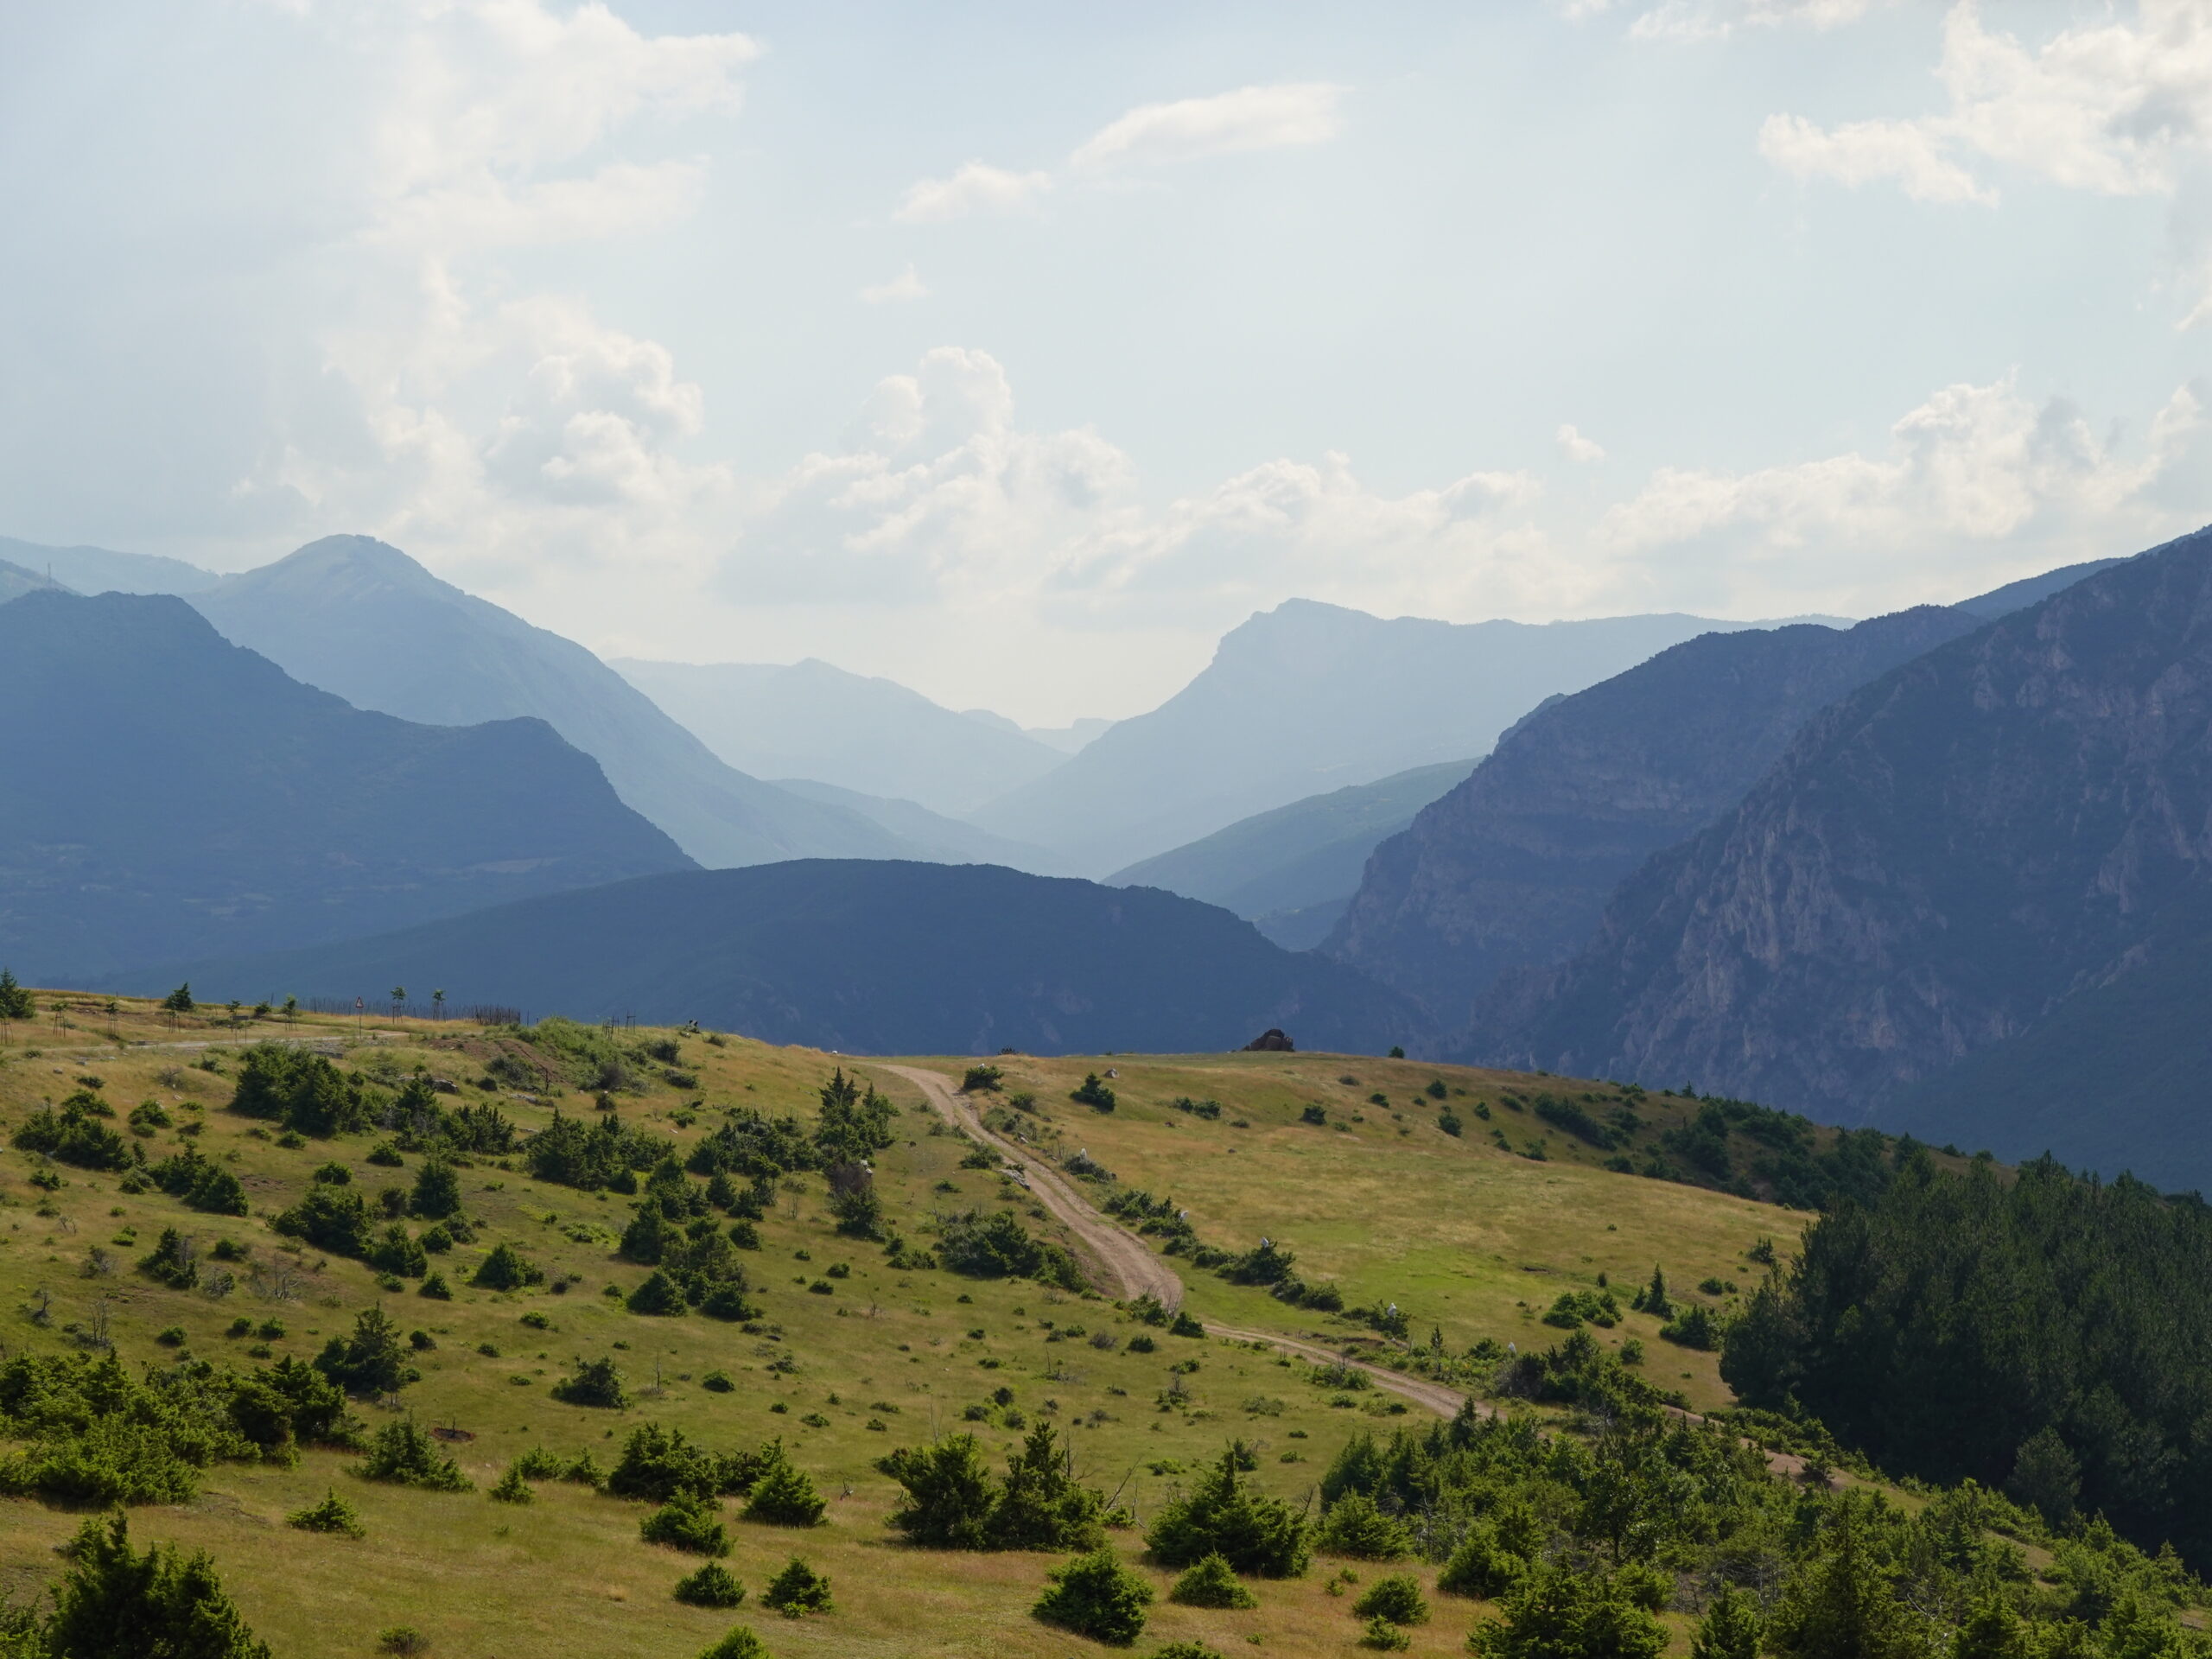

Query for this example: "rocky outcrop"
[1467,525,2212,1118]
[1325,607,1981,1025]
[1243,1028,1294,1052]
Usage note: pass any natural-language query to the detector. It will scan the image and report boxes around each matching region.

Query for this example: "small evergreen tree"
[0,968,32,1021]
[1468,1567,1667,1659]
[410,1160,461,1219]
[1439,1523,1529,1599]
[357,1419,471,1491]
[641,1491,729,1556]
[697,1628,770,1659]
[417,1272,452,1300]
[744,1444,826,1527]
[1352,1574,1429,1626]
[1316,1491,1413,1560]
[761,1558,833,1618]
[472,1242,543,1290]
[1691,1585,1764,1659]
[1071,1074,1117,1110]
[46,1513,271,1659]
[674,1562,747,1608]
[1145,1445,1311,1578]
[990,1421,1106,1551]
[878,1433,997,1548]
[2005,1428,2080,1530]
[490,1464,535,1505]
[1169,1554,1256,1610]
[1033,1548,1153,1646]
[161,982,195,1014]
[286,1489,365,1538]
[1359,1614,1412,1651]
[315,1306,414,1396]
[1632,1266,1671,1319]
[627,1270,689,1315]
[552,1356,629,1408]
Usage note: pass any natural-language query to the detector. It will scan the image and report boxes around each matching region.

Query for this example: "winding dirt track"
[882,1065,1476,1422]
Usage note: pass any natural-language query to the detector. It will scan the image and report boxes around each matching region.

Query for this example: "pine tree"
[989,1421,1105,1551]
[47,1513,272,1659]
[1690,1585,1762,1659]
[161,982,195,1014]
[1033,1548,1152,1645]
[673,1562,747,1608]
[0,968,32,1021]
[761,1557,834,1618]
[743,1443,826,1527]
[1169,1554,1257,1610]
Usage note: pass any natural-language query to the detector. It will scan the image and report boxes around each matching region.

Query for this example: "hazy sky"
[5,1,2210,722]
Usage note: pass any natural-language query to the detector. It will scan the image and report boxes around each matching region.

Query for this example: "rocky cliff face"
[1467,525,2212,1117]
[1325,607,1980,1023]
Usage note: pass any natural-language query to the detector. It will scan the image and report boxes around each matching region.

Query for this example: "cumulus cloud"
[1557,424,1607,463]
[212,0,756,591]
[1068,83,1345,172]
[1593,373,2206,607]
[859,264,929,304]
[1758,112,1993,204]
[1760,3,2212,225]
[893,162,1054,225]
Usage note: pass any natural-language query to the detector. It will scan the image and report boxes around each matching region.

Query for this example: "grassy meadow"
[0,992,1857,1656]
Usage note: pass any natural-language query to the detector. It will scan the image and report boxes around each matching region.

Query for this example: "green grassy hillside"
[0,994,2148,1658]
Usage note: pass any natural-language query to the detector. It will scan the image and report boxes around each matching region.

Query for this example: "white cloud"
[1758,112,1993,204]
[1761,3,2212,226]
[1566,0,1888,39]
[859,264,929,304]
[892,162,1054,225]
[1068,82,1345,172]
[1594,374,2205,607]
[1557,424,1607,463]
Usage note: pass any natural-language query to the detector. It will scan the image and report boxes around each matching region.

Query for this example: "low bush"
[1168,1553,1256,1609]
[1351,1574,1428,1626]
[641,1491,729,1556]
[356,1420,470,1491]
[1033,1548,1153,1646]
[761,1557,833,1618]
[552,1356,629,1408]
[287,1489,365,1538]
[1316,1491,1412,1560]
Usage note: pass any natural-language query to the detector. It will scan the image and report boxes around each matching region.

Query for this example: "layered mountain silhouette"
[1111,759,1476,949]
[186,537,915,868]
[1466,527,2212,1153]
[0,537,224,597]
[969,599,1807,874]
[0,589,691,979]
[0,557,66,604]
[153,861,1428,1057]
[1326,607,1984,1022]
[614,656,1068,818]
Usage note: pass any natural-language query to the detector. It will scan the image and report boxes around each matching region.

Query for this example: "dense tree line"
[1726,1153,2212,1567]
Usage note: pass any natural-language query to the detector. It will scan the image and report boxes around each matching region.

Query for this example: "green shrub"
[1148,1646,1227,1659]
[628,1270,689,1315]
[15,1092,135,1170]
[696,1627,770,1659]
[1351,1574,1428,1625]
[410,1160,461,1219]
[1466,1567,1666,1659]
[314,1306,416,1397]
[1071,1074,1117,1111]
[1689,1586,1762,1659]
[1438,1524,1528,1599]
[674,1561,747,1608]
[937,1210,1085,1290]
[552,1356,629,1408]
[491,1464,536,1504]
[761,1557,833,1618]
[1168,1554,1256,1609]
[743,1444,826,1526]
[1316,1491,1412,1560]
[702,1370,734,1393]
[961,1065,1004,1092]
[1033,1548,1153,1646]
[1145,1446,1309,1578]
[47,1514,271,1659]
[229,1043,369,1136]
[418,1271,452,1300]
[138,1228,201,1291]
[287,1488,365,1537]
[471,1242,543,1290]
[641,1491,729,1556]
[357,1419,470,1491]
[1358,1613,1412,1650]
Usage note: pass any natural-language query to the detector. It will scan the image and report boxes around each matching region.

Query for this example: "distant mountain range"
[0,557,63,603]
[149,861,1427,1057]
[613,656,1068,818]
[0,537,224,596]
[968,600,1817,875]
[1463,529,2212,1184]
[0,590,690,979]
[1325,607,1983,1021]
[1110,760,1476,950]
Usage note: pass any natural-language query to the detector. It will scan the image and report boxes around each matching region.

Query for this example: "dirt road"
[881,1065,1477,1422]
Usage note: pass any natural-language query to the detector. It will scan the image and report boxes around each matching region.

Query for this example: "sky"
[3,0,2211,724]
